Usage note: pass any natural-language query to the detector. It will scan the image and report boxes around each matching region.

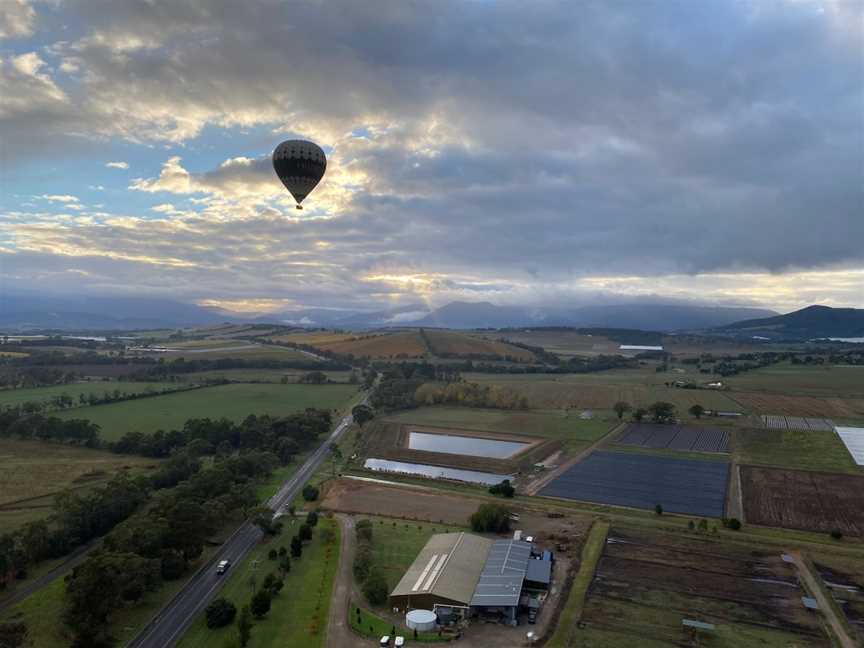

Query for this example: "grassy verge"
[348,601,447,642]
[733,428,860,473]
[546,520,609,648]
[177,517,341,648]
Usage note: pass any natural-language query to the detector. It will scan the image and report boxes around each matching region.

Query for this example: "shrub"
[654,504,663,515]
[726,518,741,531]
[356,519,373,543]
[363,569,389,606]
[469,503,511,533]
[268,549,277,560]
[830,529,843,540]
[353,545,373,582]
[302,485,319,502]
[205,598,237,629]
[250,588,272,619]
[306,510,319,527]
[488,479,515,498]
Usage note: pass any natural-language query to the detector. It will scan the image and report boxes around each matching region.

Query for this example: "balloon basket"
[295,205,303,210]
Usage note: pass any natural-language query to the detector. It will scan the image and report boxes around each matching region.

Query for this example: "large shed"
[390,532,493,612]
[470,539,533,624]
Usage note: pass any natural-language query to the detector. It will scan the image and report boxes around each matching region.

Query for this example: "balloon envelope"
[272,140,327,208]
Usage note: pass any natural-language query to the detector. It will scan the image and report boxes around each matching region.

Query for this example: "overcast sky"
[1,0,862,314]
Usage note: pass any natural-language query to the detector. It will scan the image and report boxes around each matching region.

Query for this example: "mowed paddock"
[740,465,864,536]
[578,527,829,647]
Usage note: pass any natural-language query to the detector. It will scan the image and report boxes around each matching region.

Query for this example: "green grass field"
[0,381,179,408]
[724,363,864,397]
[0,438,160,533]
[547,520,608,648]
[733,428,861,474]
[56,383,358,440]
[359,516,463,591]
[151,343,312,361]
[177,518,341,648]
[384,406,617,452]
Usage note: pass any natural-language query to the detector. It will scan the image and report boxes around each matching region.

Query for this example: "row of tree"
[414,382,528,410]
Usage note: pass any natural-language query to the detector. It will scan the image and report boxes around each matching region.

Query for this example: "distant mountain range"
[712,305,864,341]
[4,293,860,342]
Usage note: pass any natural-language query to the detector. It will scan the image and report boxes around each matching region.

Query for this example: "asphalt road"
[127,407,360,648]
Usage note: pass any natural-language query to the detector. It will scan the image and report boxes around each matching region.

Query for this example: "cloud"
[40,194,79,203]
[2,0,862,310]
[106,161,129,169]
[0,0,35,40]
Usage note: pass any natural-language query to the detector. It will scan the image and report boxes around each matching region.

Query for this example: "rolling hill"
[716,305,864,341]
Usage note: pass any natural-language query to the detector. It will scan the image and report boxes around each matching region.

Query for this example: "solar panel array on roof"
[470,540,532,608]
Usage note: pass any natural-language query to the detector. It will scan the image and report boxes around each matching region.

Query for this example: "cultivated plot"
[740,465,864,536]
[540,451,729,517]
[617,423,730,453]
[577,527,828,647]
[835,426,864,466]
[761,415,835,432]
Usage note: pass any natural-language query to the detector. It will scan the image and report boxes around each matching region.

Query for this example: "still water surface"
[408,431,528,458]
[363,458,512,485]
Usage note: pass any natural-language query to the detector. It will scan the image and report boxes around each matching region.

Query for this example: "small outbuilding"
[406,609,437,632]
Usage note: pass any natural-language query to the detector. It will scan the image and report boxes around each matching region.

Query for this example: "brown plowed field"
[320,478,589,544]
[580,527,828,646]
[316,332,427,358]
[731,392,864,418]
[740,465,864,536]
[427,331,535,361]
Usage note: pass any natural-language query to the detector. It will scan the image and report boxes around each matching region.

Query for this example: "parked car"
[216,559,231,575]
[379,636,390,647]
[394,637,405,647]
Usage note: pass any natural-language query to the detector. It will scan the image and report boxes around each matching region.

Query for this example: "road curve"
[127,409,359,648]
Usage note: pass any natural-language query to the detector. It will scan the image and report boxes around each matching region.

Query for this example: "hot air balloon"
[272,139,327,209]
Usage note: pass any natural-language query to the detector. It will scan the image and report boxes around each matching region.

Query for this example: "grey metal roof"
[390,532,492,606]
[525,559,551,585]
[801,596,820,610]
[470,539,532,608]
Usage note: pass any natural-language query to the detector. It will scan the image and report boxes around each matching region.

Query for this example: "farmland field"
[156,343,313,361]
[724,363,864,397]
[740,465,864,535]
[314,331,427,358]
[730,392,864,418]
[491,330,621,357]
[541,451,729,517]
[425,330,535,361]
[577,527,828,647]
[0,381,179,408]
[178,368,354,383]
[267,331,363,345]
[0,439,159,532]
[616,423,730,453]
[383,406,616,453]
[56,383,359,439]
[733,428,860,473]
[463,373,742,413]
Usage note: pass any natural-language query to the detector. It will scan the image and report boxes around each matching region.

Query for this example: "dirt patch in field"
[732,392,864,418]
[578,526,827,645]
[740,465,864,536]
[321,478,589,547]
[316,332,426,358]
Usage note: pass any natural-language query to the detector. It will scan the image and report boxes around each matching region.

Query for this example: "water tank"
[406,609,437,632]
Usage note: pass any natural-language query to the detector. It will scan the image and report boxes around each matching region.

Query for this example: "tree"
[0,621,28,648]
[250,588,272,619]
[249,506,279,535]
[654,504,663,515]
[237,605,253,647]
[632,407,647,422]
[279,554,291,576]
[299,523,313,542]
[352,404,374,428]
[488,479,515,498]
[469,503,511,533]
[830,529,843,540]
[302,485,319,502]
[206,598,237,629]
[363,569,389,605]
[299,371,328,384]
[648,401,677,424]
[724,517,742,531]
[688,404,705,419]
[290,535,302,558]
[613,401,632,420]
[306,510,319,527]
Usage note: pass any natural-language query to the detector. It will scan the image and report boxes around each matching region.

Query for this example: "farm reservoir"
[407,430,529,458]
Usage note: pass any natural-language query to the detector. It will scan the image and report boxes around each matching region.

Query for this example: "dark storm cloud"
[2,0,862,308]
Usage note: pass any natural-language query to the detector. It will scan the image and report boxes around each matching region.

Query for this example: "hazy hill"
[717,305,864,340]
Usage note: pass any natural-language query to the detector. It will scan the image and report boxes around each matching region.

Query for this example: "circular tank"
[406,609,437,632]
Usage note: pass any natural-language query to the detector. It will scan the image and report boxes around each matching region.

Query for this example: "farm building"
[391,533,551,625]
[390,532,493,613]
